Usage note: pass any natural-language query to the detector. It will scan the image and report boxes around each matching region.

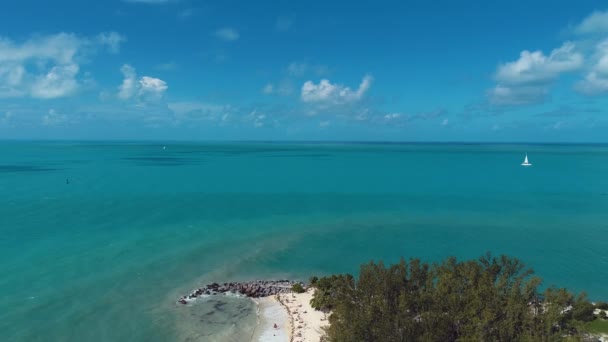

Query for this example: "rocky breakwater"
[178,280,302,304]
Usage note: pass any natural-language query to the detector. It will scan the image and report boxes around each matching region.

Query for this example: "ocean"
[1,142,607,341]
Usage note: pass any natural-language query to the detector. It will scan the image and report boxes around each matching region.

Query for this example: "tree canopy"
[310,254,598,342]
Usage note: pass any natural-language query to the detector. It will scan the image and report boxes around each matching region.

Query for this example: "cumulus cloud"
[488,42,582,105]
[117,64,167,101]
[118,64,137,99]
[0,32,124,99]
[575,39,608,95]
[495,42,583,85]
[140,76,167,95]
[214,28,239,42]
[301,75,372,104]
[31,64,80,98]
[574,10,608,35]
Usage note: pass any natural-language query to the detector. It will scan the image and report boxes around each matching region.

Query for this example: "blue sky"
[1,0,608,141]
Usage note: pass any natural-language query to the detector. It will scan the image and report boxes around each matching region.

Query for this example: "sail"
[524,155,528,164]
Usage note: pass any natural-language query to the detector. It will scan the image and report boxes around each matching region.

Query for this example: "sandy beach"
[253,288,328,342]
[252,296,291,341]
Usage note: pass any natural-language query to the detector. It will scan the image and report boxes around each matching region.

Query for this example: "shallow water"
[1,142,607,341]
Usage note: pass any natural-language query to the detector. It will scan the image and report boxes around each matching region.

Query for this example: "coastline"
[249,288,329,342]
[251,296,291,341]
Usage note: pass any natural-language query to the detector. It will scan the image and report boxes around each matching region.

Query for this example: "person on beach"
[273,323,278,329]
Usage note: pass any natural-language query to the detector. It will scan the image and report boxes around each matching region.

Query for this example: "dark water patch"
[0,165,62,173]
[123,156,202,166]
[263,153,331,158]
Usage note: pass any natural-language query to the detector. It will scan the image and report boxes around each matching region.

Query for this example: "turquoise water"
[1,142,607,341]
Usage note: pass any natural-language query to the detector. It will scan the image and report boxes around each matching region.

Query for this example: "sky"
[1,0,608,141]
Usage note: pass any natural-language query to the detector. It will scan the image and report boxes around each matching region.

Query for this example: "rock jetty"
[177,280,303,304]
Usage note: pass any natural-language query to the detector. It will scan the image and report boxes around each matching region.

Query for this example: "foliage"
[291,282,305,294]
[311,254,597,342]
[572,293,595,322]
[596,302,608,310]
[599,311,607,320]
[309,276,319,286]
[585,319,608,334]
[309,274,354,311]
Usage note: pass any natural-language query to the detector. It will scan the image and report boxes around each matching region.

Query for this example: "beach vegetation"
[309,274,354,311]
[596,302,608,310]
[313,254,602,341]
[291,282,306,293]
[585,319,608,334]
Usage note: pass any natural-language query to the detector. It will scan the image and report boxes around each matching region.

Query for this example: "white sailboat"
[521,153,532,166]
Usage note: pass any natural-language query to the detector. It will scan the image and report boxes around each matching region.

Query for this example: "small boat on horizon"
[521,153,532,166]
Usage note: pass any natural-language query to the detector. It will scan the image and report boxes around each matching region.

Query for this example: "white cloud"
[246,109,266,127]
[495,42,583,85]
[262,83,274,94]
[117,64,167,101]
[97,32,126,53]
[576,72,608,95]
[139,76,168,96]
[377,112,408,126]
[383,113,401,120]
[0,32,124,99]
[488,42,582,106]
[214,28,239,42]
[31,64,80,98]
[576,39,608,95]
[118,64,137,100]
[575,10,608,35]
[301,75,372,104]
[441,118,449,126]
[319,120,330,128]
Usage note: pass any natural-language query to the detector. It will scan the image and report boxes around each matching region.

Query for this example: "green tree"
[312,254,594,342]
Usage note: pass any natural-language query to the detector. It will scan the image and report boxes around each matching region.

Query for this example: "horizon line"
[1,139,608,145]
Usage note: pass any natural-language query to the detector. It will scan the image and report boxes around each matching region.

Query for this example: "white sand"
[277,289,328,342]
[252,289,328,342]
[252,296,291,342]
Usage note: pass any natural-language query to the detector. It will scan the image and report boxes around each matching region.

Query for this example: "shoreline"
[274,289,328,342]
[251,296,291,341]
[251,289,328,342]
